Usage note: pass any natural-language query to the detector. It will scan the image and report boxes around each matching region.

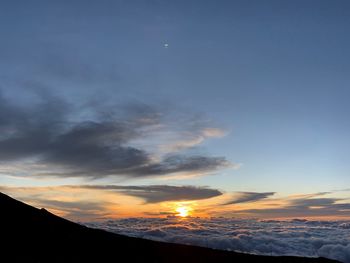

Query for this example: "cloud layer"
[85,217,350,263]
[0,91,230,179]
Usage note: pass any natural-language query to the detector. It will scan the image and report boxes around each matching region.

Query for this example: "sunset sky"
[1,0,350,221]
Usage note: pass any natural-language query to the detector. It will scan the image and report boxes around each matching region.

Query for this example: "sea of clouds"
[84,217,350,263]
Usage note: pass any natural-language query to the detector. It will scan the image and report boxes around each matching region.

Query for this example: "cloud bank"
[85,217,350,263]
[0,91,231,179]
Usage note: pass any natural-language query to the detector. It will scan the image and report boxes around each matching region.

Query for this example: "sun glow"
[176,206,192,217]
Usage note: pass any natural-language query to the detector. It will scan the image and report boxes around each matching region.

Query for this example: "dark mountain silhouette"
[0,192,339,263]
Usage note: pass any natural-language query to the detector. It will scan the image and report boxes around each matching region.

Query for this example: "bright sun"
[175,206,191,217]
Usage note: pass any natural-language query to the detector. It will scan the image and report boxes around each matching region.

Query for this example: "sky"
[1,0,350,221]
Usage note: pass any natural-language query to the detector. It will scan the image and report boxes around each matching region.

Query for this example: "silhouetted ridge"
[0,192,339,263]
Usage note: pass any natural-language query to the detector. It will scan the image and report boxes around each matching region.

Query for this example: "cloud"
[291,197,341,207]
[160,127,227,153]
[318,244,350,263]
[84,217,350,263]
[125,155,230,178]
[238,196,350,218]
[2,184,350,224]
[0,90,231,179]
[76,185,223,203]
[223,192,275,205]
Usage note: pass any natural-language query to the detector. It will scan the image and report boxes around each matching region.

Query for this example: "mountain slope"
[0,192,339,263]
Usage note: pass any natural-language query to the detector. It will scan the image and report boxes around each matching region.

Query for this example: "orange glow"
[4,185,350,221]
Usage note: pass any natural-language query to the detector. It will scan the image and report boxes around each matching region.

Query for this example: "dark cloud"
[223,192,275,205]
[76,185,223,203]
[143,211,176,216]
[0,90,230,179]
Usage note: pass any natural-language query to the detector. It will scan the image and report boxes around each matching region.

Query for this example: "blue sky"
[1,0,350,219]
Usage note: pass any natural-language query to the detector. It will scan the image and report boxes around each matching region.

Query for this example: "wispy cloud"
[237,194,350,218]
[223,192,275,205]
[159,127,227,153]
[75,184,223,203]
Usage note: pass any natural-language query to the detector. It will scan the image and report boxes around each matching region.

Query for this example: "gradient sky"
[1,0,350,220]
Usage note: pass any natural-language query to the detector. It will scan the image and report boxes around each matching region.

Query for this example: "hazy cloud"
[76,185,223,203]
[224,192,275,205]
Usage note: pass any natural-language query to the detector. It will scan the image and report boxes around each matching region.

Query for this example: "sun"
[175,206,191,217]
